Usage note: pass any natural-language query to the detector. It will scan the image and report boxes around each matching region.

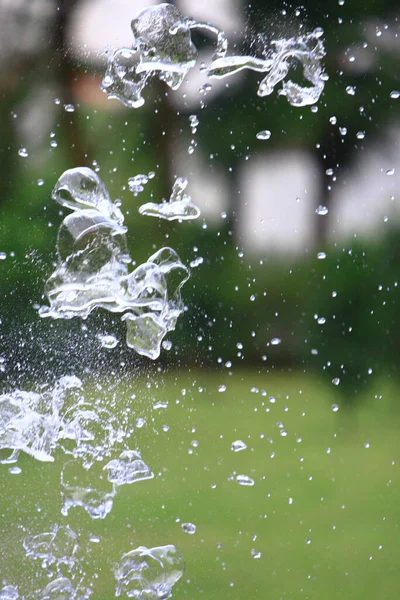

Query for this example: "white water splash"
[139,177,200,221]
[115,544,185,599]
[101,3,227,108]
[39,167,190,360]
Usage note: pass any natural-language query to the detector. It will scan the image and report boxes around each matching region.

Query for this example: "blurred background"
[1,0,400,400]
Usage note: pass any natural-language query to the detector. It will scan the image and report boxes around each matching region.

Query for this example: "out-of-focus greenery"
[1,370,400,598]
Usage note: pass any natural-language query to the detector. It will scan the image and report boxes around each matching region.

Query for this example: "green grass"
[1,369,399,599]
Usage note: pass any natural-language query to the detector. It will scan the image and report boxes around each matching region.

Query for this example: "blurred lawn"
[1,368,399,599]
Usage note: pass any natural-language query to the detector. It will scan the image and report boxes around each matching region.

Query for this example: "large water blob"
[101,2,227,108]
[39,167,190,360]
[115,544,185,599]
[207,28,326,107]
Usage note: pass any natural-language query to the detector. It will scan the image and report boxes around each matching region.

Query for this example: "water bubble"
[37,178,45,186]
[256,130,271,140]
[0,252,7,260]
[115,544,185,599]
[317,317,326,324]
[139,177,200,221]
[236,474,255,486]
[390,90,400,99]
[230,440,247,452]
[364,441,370,449]
[181,522,196,534]
[315,205,329,216]
[332,377,340,386]
[18,147,28,158]
[317,252,327,259]
[218,385,227,393]
[251,549,262,559]
[270,337,281,346]
[64,104,75,112]
[386,169,395,176]
[331,403,339,412]
[356,131,365,140]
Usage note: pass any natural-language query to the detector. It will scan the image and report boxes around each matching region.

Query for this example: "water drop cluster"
[101,3,227,108]
[101,3,325,109]
[39,167,190,359]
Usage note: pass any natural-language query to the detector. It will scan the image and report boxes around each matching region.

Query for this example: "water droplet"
[8,466,21,475]
[64,104,75,112]
[218,384,226,393]
[189,256,203,268]
[345,85,356,95]
[236,474,255,486]
[98,334,119,349]
[18,147,28,158]
[364,441,370,449]
[332,377,340,386]
[256,129,271,140]
[271,337,281,346]
[230,440,247,452]
[0,252,7,260]
[181,522,196,534]
[331,403,339,412]
[386,168,395,176]
[356,131,365,140]
[390,90,400,99]
[315,205,329,216]
[317,252,326,259]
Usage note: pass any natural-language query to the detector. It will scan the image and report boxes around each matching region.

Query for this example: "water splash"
[61,460,116,519]
[115,544,185,599]
[0,585,18,600]
[39,167,190,360]
[208,28,326,106]
[101,3,227,107]
[23,525,79,569]
[0,376,82,464]
[104,450,154,485]
[139,177,200,221]
[39,577,75,600]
